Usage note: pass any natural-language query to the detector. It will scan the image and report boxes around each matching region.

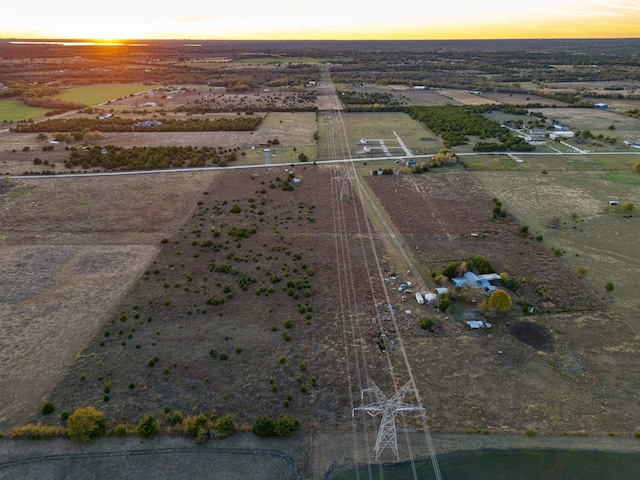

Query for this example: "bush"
[137,415,160,439]
[252,416,275,437]
[605,282,614,292]
[109,424,131,437]
[215,414,236,437]
[12,423,65,439]
[273,416,301,437]
[41,401,55,415]
[67,407,106,442]
[439,297,451,312]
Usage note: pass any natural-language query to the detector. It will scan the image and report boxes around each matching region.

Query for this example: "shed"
[467,320,484,329]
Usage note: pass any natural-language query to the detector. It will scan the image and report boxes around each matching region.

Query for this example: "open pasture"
[0,100,51,122]
[54,84,158,106]
[474,168,640,320]
[337,111,443,158]
[530,107,640,140]
[436,89,500,105]
[393,88,456,107]
[482,92,569,106]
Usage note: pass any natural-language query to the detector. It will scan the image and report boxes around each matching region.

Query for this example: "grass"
[330,450,640,480]
[54,84,159,106]
[0,99,52,122]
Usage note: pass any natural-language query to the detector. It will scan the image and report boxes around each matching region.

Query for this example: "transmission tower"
[332,172,352,200]
[353,379,425,461]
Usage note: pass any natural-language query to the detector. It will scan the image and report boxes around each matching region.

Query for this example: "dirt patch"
[507,322,555,353]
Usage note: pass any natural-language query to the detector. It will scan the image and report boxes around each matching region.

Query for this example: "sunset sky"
[1,0,638,40]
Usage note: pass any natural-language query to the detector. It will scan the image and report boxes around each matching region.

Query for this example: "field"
[3,39,640,478]
[0,100,51,122]
[54,84,158,106]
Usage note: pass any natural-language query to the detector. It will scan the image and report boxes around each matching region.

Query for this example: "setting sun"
[1,0,639,40]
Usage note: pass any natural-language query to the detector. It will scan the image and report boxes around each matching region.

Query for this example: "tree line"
[13,116,262,133]
[64,144,238,171]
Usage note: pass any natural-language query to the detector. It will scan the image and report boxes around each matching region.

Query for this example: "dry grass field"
[0,172,215,432]
[436,89,500,105]
[365,172,640,435]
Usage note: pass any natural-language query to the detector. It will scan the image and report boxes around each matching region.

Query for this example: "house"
[451,271,500,296]
[529,128,550,135]
[549,131,574,139]
[134,120,162,128]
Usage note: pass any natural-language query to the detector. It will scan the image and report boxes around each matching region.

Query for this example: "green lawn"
[54,84,159,106]
[0,100,52,122]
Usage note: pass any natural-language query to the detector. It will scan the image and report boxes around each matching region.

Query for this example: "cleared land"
[54,84,158,106]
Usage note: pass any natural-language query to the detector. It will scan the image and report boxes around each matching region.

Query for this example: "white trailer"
[415,292,425,305]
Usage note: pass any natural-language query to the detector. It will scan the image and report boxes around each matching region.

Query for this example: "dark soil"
[506,321,555,353]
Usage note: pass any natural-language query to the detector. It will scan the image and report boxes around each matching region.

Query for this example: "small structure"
[594,103,609,109]
[423,292,437,304]
[549,131,575,139]
[435,287,449,295]
[415,292,425,305]
[467,320,485,329]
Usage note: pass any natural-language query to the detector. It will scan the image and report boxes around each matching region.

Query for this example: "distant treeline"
[13,116,262,133]
[64,145,237,171]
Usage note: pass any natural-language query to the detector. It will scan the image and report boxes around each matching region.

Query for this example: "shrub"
[575,266,590,277]
[41,401,55,415]
[526,429,537,437]
[419,318,435,331]
[282,331,291,341]
[252,416,275,437]
[215,414,236,437]
[109,424,131,437]
[166,411,184,424]
[137,415,160,439]
[620,201,635,213]
[273,416,301,437]
[439,297,451,312]
[605,282,614,292]
[67,407,106,442]
[12,423,65,439]
[283,318,293,329]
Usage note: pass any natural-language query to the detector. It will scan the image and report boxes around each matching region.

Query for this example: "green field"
[0,100,52,122]
[330,449,640,480]
[54,84,159,106]
[462,152,640,171]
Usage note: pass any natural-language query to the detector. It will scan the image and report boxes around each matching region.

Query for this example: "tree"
[67,407,106,442]
[488,290,512,314]
[137,415,159,438]
[439,297,451,312]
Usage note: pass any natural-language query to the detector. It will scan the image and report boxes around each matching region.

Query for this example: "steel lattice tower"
[353,380,425,461]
